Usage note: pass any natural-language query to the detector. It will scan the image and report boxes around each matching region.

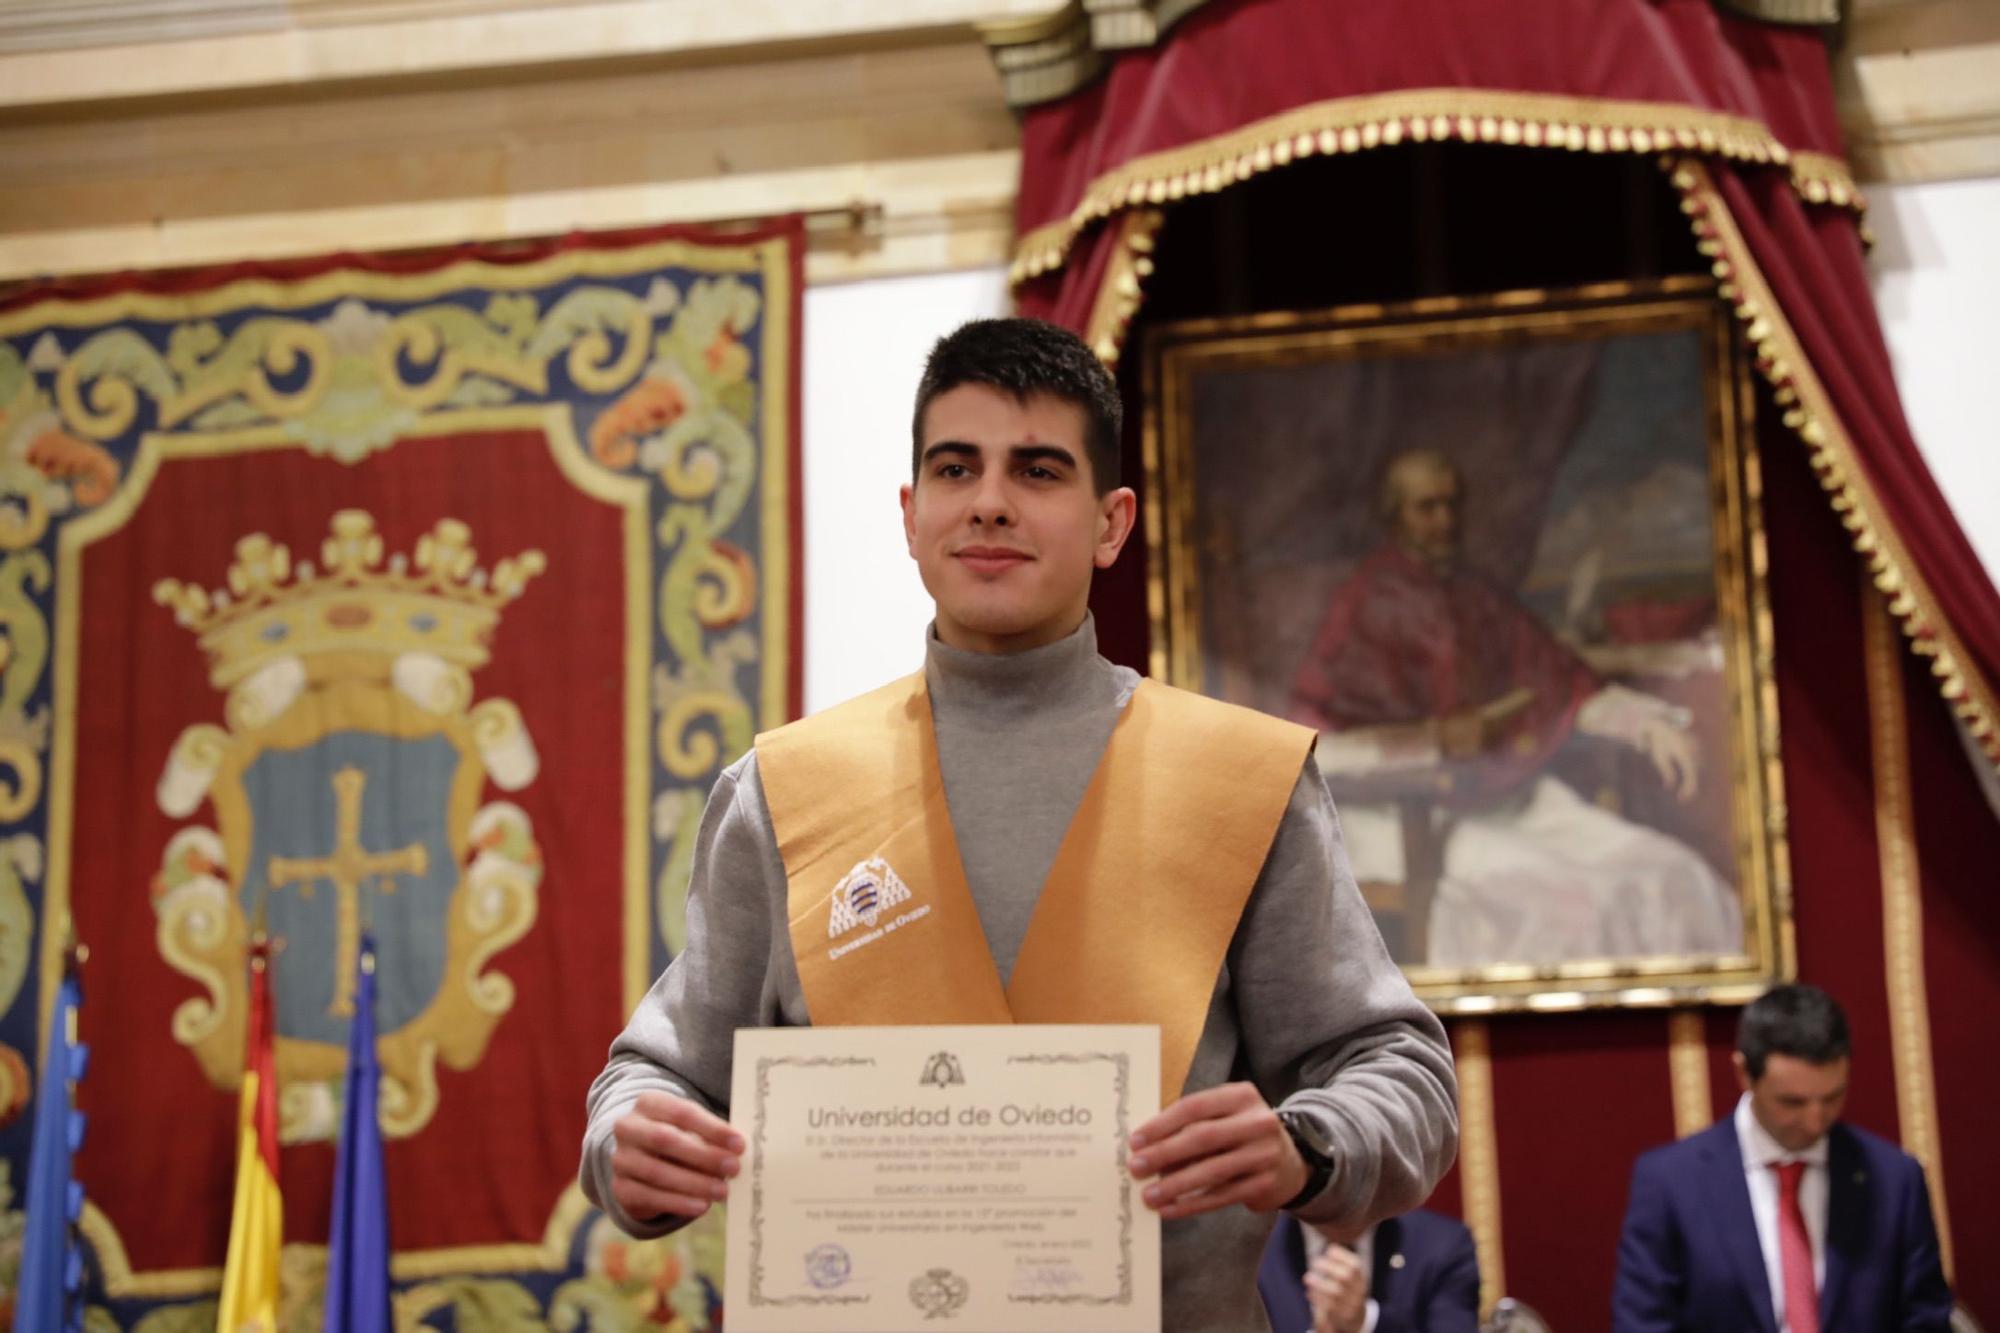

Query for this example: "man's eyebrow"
[918,442,1080,470]
[1010,444,1076,468]
[920,441,980,465]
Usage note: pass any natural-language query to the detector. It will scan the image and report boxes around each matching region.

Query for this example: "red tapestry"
[0,221,802,1327]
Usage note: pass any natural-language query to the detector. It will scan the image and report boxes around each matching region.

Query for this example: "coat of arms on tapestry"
[0,221,801,1328]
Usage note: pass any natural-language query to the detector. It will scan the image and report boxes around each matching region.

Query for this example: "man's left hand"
[1127,1082,1308,1219]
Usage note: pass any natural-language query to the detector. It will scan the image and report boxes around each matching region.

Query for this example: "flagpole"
[217,932,282,1333]
[13,922,89,1333]
[325,930,393,1333]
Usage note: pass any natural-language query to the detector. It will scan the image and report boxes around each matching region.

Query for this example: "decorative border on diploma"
[748,1054,878,1310]
[1004,1052,1136,1308]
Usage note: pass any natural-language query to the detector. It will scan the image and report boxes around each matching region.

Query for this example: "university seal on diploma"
[724,1025,1162,1332]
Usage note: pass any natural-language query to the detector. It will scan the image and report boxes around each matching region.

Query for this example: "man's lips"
[953,546,1033,575]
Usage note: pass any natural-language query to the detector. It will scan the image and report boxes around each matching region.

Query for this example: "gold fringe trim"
[1790,149,1866,213]
[1013,87,1860,282]
[1862,584,1957,1283]
[1665,155,2000,775]
[1666,1009,1714,1138]
[1452,1019,1505,1324]
[1082,206,1164,367]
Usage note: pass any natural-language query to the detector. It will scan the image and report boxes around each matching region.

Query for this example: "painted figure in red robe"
[1290,450,1739,967]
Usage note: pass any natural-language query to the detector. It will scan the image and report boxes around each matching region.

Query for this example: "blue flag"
[14,970,87,1333]
[324,933,392,1333]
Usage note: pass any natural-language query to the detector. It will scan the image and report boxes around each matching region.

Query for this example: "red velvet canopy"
[1012,0,1998,776]
[1006,0,2000,1325]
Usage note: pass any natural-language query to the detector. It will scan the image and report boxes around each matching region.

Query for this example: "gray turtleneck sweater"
[582,617,1458,1332]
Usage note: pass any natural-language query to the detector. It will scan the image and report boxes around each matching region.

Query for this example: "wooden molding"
[1838,0,2000,184]
[0,29,1023,284]
[0,0,1050,109]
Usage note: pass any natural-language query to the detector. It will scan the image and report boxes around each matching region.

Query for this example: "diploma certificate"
[724,1024,1161,1332]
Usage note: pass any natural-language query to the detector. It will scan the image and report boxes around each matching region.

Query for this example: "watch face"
[1281,1109,1337,1164]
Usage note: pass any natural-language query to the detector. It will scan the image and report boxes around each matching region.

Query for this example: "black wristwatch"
[1275,1106,1337,1211]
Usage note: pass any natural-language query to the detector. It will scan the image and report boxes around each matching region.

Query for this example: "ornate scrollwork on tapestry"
[0,552,50,827]
[0,1163,27,1304]
[581,274,769,959]
[396,1277,548,1331]
[33,287,667,465]
[549,1209,727,1332]
[1,340,122,535]
[149,510,548,1140]
[0,837,35,1030]
[648,630,757,954]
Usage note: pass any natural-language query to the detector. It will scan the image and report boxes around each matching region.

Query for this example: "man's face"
[1392,464,1462,571]
[1736,1052,1848,1154]
[901,383,1135,654]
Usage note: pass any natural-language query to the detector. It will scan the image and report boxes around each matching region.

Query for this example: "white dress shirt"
[1301,1223,1381,1333]
[1733,1094,1829,1331]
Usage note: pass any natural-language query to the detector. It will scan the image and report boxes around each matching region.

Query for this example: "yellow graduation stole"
[754,672,1313,1102]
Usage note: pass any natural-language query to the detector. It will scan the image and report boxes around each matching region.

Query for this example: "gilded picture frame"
[1143,277,1792,1013]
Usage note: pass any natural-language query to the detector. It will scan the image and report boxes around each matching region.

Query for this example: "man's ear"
[1093,487,1138,570]
[1731,1051,1753,1096]
[900,482,918,557]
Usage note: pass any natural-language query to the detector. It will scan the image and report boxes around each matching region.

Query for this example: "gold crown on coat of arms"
[153,509,547,689]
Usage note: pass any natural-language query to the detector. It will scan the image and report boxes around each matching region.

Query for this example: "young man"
[581,317,1459,1330]
[1612,984,1953,1332]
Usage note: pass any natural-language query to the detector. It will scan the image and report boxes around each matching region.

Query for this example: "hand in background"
[1306,1242,1370,1333]
[1435,707,1490,761]
[1636,716,1700,801]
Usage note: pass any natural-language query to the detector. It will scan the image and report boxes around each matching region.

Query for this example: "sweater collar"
[924,614,1105,723]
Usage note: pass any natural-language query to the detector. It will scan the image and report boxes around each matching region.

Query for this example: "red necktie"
[1772,1160,1820,1333]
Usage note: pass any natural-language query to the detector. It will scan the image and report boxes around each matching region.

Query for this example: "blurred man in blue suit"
[1612,984,1952,1332]
[1259,1208,1479,1333]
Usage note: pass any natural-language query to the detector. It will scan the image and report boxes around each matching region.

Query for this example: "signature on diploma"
[1014,1261,1085,1295]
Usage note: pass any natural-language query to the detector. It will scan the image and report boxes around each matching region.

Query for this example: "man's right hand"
[609,1090,744,1222]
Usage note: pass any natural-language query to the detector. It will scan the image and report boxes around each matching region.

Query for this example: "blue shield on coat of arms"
[239,729,463,1046]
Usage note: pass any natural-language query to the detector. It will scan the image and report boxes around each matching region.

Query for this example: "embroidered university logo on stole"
[828,857,913,936]
[757,672,1312,1102]
[825,856,929,961]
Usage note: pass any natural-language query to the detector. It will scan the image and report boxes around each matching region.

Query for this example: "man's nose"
[968,474,1015,526]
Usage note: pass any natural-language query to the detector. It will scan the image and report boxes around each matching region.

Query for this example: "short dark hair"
[1738,984,1851,1079]
[911,318,1123,495]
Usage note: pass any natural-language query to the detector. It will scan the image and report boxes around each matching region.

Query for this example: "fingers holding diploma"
[610,1090,746,1222]
[1125,1081,1308,1220]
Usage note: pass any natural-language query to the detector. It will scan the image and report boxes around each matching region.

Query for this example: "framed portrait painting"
[1143,277,1792,1012]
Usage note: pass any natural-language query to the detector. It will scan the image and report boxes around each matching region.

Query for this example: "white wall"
[800,267,1010,712]
[1868,176,2000,580]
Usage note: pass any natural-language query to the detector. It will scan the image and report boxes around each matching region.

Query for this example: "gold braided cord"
[1452,1019,1506,1323]
[1081,207,1164,366]
[1861,586,1956,1282]
[1666,1010,1714,1139]
[1666,156,2000,775]
[1012,87,1860,283]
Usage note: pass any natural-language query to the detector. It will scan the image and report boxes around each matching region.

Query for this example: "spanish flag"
[218,938,281,1332]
